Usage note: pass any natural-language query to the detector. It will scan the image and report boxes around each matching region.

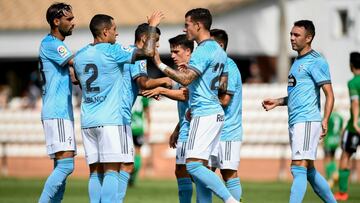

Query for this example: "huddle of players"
[38,2,242,203]
[38,2,360,203]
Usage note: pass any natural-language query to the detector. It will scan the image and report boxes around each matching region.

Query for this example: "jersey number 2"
[84,64,100,93]
[210,63,225,90]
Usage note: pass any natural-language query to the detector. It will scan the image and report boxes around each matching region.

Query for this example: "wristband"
[158,63,167,72]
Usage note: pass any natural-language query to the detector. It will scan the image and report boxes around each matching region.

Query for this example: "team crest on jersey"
[121,45,134,53]
[298,64,304,72]
[57,45,69,58]
[140,60,147,72]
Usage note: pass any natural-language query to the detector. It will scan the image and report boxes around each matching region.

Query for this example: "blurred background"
[0,0,359,186]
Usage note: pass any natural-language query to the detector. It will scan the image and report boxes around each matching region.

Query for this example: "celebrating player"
[262,20,336,203]
[73,12,163,203]
[209,29,243,202]
[152,8,239,203]
[38,3,76,203]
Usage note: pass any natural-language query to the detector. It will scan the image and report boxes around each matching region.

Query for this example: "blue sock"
[88,173,103,203]
[193,176,212,203]
[101,171,120,203]
[118,170,130,203]
[307,167,337,203]
[226,178,241,201]
[290,166,307,203]
[177,177,193,203]
[39,158,74,203]
[51,180,66,203]
[186,162,231,202]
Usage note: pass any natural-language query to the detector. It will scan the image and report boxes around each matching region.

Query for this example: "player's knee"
[57,158,74,175]
[185,162,202,174]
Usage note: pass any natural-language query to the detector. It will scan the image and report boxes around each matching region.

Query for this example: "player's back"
[74,43,133,128]
[287,50,331,125]
[174,82,190,142]
[220,57,242,141]
[39,34,74,121]
[188,39,227,117]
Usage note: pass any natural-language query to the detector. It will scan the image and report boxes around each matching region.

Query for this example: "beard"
[59,26,73,37]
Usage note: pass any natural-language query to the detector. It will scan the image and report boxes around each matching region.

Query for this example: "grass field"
[0,177,359,203]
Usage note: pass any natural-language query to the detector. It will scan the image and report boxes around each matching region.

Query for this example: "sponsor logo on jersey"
[287,74,296,92]
[298,64,304,72]
[57,45,69,58]
[217,114,224,122]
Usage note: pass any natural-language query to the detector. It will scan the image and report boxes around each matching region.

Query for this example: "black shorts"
[323,147,336,157]
[133,135,144,147]
[341,130,360,154]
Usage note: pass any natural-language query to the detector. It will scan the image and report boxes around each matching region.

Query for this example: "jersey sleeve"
[130,60,148,80]
[188,46,209,76]
[111,44,136,65]
[348,80,359,101]
[310,59,331,86]
[221,58,229,77]
[43,40,74,67]
[226,61,238,95]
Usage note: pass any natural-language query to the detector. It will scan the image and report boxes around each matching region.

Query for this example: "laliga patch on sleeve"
[57,45,69,58]
[121,45,134,53]
[140,60,147,72]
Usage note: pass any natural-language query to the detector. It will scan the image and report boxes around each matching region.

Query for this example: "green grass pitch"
[0,177,359,202]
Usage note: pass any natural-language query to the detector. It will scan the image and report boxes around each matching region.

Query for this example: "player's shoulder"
[348,75,360,86]
[308,50,327,64]
[40,34,63,49]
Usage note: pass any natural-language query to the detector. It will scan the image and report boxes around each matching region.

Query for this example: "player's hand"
[177,62,189,72]
[163,77,173,89]
[320,119,328,139]
[262,98,278,111]
[69,66,79,85]
[185,108,192,121]
[147,11,164,27]
[169,130,179,148]
[142,87,162,98]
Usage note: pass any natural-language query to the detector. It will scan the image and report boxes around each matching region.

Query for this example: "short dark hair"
[210,29,228,51]
[46,2,72,28]
[134,23,161,43]
[89,14,113,38]
[350,52,360,69]
[185,8,212,31]
[168,34,194,52]
[294,20,315,42]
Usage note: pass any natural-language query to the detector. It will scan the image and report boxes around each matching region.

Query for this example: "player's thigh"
[82,127,101,165]
[42,119,76,159]
[98,125,134,163]
[185,113,224,160]
[289,121,321,161]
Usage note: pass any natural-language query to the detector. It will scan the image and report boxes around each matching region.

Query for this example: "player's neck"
[50,30,65,41]
[297,46,312,57]
[195,31,211,44]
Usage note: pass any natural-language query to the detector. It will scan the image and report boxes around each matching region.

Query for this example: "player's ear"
[53,18,60,27]
[305,34,313,44]
[141,34,147,44]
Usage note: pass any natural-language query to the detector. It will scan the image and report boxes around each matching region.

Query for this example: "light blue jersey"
[39,34,74,121]
[73,43,135,128]
[120,56,148,125]
[188,39,227,117]
[173,83,190,142]
[220,57,242,141]
[287,50,331,125]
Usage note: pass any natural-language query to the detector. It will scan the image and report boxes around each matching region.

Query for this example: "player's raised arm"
[132,11,164,60]
[153,50,198,86]
[262,97,288,111]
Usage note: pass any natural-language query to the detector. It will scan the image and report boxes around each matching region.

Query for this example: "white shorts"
[209,141,241,170]
[42,119,77,159]
[289,121,321,160]
[185,113,224,160]
[176,141,187,165]
[81,125,134,165]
